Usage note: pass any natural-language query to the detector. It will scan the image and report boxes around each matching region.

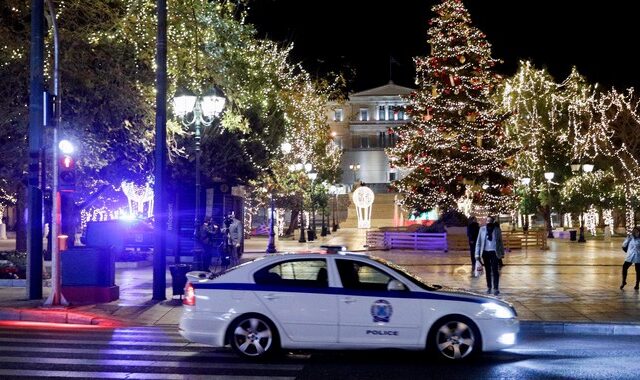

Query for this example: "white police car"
[179,251,518,360]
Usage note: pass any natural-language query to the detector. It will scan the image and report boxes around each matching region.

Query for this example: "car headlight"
[481,302,515,319]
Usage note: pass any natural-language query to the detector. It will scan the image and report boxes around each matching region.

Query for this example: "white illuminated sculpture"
[353,186,375,229]
[121,181,154,218]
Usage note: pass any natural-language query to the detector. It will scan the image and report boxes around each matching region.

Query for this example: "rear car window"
[254,259,328,288]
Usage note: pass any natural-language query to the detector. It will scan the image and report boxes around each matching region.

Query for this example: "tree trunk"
[544,205,552,235]
[15,183,27,252]
[286,209,299,236]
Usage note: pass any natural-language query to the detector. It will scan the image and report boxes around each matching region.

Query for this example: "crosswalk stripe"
[0,345,237,357]
[0,356,304,371]
[0,369,295,380]
[0,327,303,378]
[0,337,209,347]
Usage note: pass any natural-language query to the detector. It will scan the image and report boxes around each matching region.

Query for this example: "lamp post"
[307,169,318,241]
[544,171,555,239]
[266,192,277,253]
[174,87,225,259]
[330,185,339,232]
[349,163,361,183]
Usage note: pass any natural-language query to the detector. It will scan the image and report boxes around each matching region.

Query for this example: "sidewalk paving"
[1,228,639,336]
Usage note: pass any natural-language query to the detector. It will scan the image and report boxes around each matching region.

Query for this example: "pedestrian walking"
[620,226,640,290]
[475,215,505,295]
[222,212,243,268]
[467,216,480,277]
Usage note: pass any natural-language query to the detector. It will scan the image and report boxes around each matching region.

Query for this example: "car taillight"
[183,282,196,306]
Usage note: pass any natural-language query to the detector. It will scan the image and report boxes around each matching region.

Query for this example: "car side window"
[254,259,328,288]
[336,259,395,291]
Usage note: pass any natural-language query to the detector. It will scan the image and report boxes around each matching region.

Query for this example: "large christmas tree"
[388,0,513,215]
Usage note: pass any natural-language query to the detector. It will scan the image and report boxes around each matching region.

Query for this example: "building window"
[389,172,397,181]
[359,108,369,121]
[386,105,395,120]
[397,108,405,120]
[378,106,386,121]
[388,133,397,147]
[361,136,369,148]
[334,108,343,122]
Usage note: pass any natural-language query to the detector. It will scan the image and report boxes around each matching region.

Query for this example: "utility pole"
[153,0,168,300]
[43,0,68,307]
[27,0,44,300]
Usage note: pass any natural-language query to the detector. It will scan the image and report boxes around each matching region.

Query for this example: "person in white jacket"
[475,216,505,295]
[620,227,640,290]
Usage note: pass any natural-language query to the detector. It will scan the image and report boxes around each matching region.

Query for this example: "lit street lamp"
[174,86,225,263]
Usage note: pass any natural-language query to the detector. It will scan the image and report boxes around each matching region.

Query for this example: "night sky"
[245,0,640,93]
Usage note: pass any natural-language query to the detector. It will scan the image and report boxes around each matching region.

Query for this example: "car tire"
[227,313,280,359]
[428,315,481,360]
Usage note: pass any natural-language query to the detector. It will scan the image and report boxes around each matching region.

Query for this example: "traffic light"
[58,154,75,192]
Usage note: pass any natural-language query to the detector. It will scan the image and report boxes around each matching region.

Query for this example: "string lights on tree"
[387,0,514,216]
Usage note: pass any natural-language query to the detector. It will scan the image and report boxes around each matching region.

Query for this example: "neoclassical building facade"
[327,81,413,192]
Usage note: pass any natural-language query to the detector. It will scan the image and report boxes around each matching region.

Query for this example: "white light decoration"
[280,142,292,155]
[521,177,531,186]
[276,208,285,237]
[564,213,573,228]
[603,209,614,234]
[544,172,555,181]
[121,181,154,218]
[457,189,474,217]
[352,186,375,229]
[582,164,594,173]
[585,205,598,236]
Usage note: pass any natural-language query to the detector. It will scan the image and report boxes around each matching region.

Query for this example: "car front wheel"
[429,316,480,360]
[228,314,279,359]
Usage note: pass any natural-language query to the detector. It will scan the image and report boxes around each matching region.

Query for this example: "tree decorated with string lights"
[388,0,513,215]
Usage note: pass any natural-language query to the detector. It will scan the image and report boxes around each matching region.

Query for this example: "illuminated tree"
[498,62,575,232]
[388,0,513,216]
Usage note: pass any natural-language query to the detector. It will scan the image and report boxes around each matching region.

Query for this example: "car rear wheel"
[429,316,480,360]
[228,314,279,359]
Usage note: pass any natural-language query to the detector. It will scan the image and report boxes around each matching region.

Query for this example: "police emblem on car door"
[335,259,422,346]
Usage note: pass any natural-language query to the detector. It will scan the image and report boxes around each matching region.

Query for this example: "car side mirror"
[387,279,407,291]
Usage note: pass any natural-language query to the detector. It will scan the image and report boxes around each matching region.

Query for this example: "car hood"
[434,285,515,309]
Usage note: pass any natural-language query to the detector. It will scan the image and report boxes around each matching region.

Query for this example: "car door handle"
[263,294,279,300]
[342,297,357,304]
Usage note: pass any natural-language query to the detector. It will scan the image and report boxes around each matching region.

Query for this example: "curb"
[519,320,640,336]
[0,307,121,326]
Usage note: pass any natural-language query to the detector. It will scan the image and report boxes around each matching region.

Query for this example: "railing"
[366,229,547,251]
[366,231,447,251]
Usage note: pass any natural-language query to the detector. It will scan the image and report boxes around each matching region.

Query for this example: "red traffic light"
[59,155,74,169]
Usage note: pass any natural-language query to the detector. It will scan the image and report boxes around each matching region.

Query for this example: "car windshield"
[370,256,441,291]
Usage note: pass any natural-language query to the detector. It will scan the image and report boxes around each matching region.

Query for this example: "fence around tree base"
[366,230,547,251]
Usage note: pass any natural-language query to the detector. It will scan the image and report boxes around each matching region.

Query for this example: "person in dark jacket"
[475,215,505,295]
[467,216,480,276]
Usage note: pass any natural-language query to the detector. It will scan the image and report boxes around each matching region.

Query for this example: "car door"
[335,258,423,346]
[253,258,338,343]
